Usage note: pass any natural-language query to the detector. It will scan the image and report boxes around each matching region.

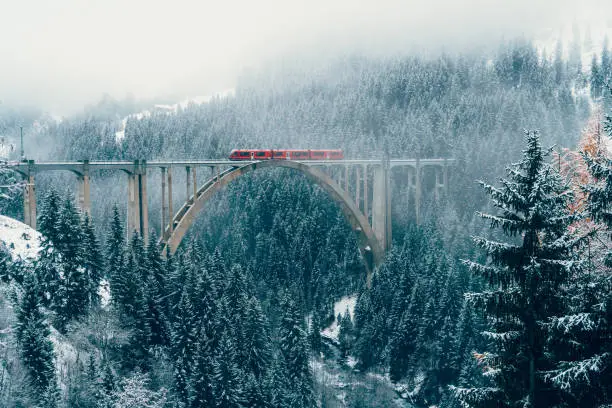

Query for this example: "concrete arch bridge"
[8,158,453,284]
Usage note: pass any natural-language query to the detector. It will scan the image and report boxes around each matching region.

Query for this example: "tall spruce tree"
[106,205,125,293]
[278,294,315,407]
[81,212,103,308]
[212,332,244,408]
[455,131,583,407]
[15,273,58,404]
[55,197,89,330]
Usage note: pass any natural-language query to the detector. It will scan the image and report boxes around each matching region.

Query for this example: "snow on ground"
[99,278,111,309]
[0,215,41,262]
[115,88,235,142]
[50,326,80,394]
[321,294,357,342]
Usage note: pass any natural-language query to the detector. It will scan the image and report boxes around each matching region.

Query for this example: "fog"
[0,0,609,115]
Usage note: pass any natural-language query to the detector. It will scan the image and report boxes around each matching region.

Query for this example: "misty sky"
[0,0,609,115]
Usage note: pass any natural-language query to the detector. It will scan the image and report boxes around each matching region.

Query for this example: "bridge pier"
[372,161,392,251]
[167,167,173,234]
[363,165,368,222]
[23,173,36,229]
[186,166,192,204]
[126,161,149,243]
[77,163,91,215]
[355,165,361,211]
[161,167,167,241]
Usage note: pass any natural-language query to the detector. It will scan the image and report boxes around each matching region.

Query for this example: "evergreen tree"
[212,332,244,408]
[38,189,60,245]
[81,212,104,308]
[455,132,583,407]
[144,230,168,346]
[243,373,267,408]
[389,282,421,382]
[602,36,611,82]
[55,197,89,330]
[35,191,64,307]
[171,288,198,373]
[243,296,272,379]
[106,205,125,295]
[278,294,315,407]
[338,307,354,360]
[189,333,214,408]
[15,273,58,403]
[591,54,604,99]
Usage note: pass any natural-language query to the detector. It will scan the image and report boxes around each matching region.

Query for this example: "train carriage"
[229,149,343,161]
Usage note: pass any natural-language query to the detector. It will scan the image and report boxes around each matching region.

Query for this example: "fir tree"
[278,294,315,407]
[171,289,198,372]
[212,332,244,408]
[106,205,125,295]
[389,282,421,382]
[338,307,354,360]
[592,54,604,99]
[55,196,89,330]
[81,212,103,308]
[455,131,583,407]
[189,333,214,408]
[38,189,60,245]
[243,296,272,379]
[15,273,58,403]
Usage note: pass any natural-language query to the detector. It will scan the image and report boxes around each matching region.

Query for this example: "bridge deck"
[7,158,454,174]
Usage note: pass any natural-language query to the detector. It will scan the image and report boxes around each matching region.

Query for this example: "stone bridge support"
[371,161,392,251]
[127,160,149,243]
[22,163,36,229]
[77,161,91,216]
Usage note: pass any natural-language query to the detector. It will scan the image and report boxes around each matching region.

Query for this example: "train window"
[313,152,323,156]
[274,152,283,157]
[240,152,250,157]
[256,151,266,157]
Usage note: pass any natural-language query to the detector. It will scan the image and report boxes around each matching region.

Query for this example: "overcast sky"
[0,0,609,114]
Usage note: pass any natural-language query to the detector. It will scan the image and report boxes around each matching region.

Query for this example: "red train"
[229,149,344,161]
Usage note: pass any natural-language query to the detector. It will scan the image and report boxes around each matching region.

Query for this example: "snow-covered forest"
[0,28,611,408]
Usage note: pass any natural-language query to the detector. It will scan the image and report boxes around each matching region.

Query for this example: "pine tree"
[602,36,611,82]
[171,289,198,372]
[15,273,58,403]
[212,332,244,408]
[455,131,583,407]
[38,189,60,245]
[189,333,214,408]
[81,212,103,308]
[243,296,272,379]
[389,281,421,382]
[35,191,63,307]
[591,54,604,99]
[55,197,89,330]
[144,230,168,346]
[106,205,125,296]
[338,307,354,360]
[278,294,315,407]
[243,373,267,408]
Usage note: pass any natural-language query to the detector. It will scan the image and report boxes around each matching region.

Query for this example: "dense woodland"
[0,38,611,407]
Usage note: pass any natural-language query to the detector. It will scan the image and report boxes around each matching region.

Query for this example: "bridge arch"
[161,160,384,284]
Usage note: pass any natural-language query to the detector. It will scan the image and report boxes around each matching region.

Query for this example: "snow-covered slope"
[321,294,357,342]
[115,88,235,142]
[0,215,41,262]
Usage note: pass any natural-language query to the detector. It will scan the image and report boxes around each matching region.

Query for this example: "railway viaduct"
[8,158,453,284]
